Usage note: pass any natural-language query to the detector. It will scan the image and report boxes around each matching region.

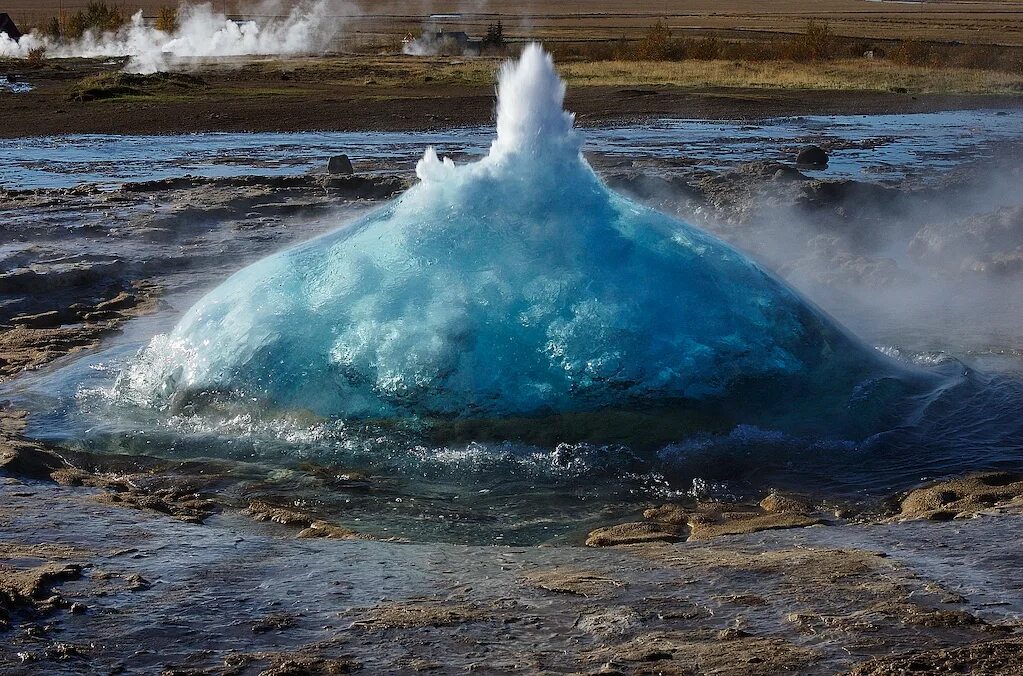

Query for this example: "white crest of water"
[491,44,579,159]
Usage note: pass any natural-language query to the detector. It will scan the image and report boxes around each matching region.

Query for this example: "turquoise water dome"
[118,46,899,443]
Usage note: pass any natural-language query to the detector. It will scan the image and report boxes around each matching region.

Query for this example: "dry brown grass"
[5,0,1023,46]
[253,56,1023,96]
[559,59,1023,94]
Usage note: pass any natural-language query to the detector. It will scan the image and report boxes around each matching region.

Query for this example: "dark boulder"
[605,172,704,204]
[327,155,354,175]
[796,145,829,168]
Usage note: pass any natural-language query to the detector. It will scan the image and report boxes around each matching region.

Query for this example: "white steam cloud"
[0,1,350,73]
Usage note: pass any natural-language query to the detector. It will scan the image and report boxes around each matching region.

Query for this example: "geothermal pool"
[2,51,1022,547]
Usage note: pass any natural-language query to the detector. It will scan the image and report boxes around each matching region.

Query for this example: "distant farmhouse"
[0,12,22,41]
[403,30,481,56]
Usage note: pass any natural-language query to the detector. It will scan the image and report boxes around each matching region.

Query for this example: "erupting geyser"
[119,46,896,438]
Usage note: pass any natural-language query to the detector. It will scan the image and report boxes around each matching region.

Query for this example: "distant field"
[236,55,1023,94]
[4,0,1023,46]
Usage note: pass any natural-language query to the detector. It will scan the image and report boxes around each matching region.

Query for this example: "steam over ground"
[0,1,351,73]
[626,151,1023,356]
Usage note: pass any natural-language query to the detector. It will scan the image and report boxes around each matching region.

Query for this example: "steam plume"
[0,1,350,74]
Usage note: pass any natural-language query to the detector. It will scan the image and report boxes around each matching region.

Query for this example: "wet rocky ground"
[3,140,1023,673]
[2,427,1023,674]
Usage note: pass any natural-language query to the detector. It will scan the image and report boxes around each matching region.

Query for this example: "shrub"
[156,6,178,33]
[636,20,672,60]
[889,40,932,66]
[60,1,127,41]
[44,16,61,40]
[782,20,834,62]
[687,37,722,60]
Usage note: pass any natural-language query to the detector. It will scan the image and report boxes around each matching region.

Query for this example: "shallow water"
[1,109,1020,189]
[0,75,32,93]
[4,105,1023,545]
[5,480,1021,673]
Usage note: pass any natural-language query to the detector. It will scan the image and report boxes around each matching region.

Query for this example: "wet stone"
[896,472,1023,521]
[352,601,486,630]
[585,522,686,547]
[521,569,625,597]
[327,154,355,175]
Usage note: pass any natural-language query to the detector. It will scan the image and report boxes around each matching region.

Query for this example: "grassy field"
[4,0,1023,47]
[559,59,1023,94]
[21,54,1020,98]
[215,55,1021,95]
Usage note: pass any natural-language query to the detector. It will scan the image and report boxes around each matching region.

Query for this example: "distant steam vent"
[0,1,349,74]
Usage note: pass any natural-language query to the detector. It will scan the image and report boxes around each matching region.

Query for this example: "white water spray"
[0,1,348,73]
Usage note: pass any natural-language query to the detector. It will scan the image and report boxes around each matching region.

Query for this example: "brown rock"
[94,291,137,312]
[0,443,65,480]
[251,612,298,633]
[759,492,814,514]
[642,503,690,525]
[585,630,815,674]
[10,311,66,329]
[521,568,625,597]
[246,500,315,527]
[353,601,484,629]
[0,563,82,629]
[585,522,685,547]
[296,520,361,540]
[687,511,825,540]
[849,637,1023,675]
[896,472,1023,521]
[258,656,361,675]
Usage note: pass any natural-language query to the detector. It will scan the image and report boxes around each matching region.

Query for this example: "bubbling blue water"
[116,46,897,436]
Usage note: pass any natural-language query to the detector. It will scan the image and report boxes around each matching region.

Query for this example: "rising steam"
[0,1,349,73]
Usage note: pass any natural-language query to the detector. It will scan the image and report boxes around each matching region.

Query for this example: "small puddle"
[0,75,32,93]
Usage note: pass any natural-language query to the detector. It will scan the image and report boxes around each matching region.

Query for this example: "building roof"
[0,13,22,41]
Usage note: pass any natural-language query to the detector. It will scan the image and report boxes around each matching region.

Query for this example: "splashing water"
[0,1,346,74]
[115,45,902,443]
